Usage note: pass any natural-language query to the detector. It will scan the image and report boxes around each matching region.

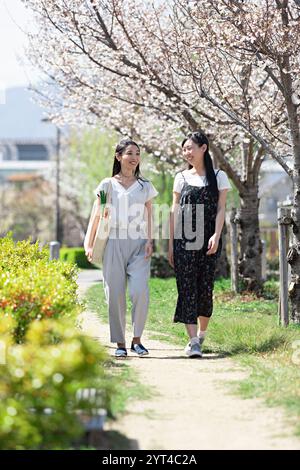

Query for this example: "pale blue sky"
[0,0,39,92]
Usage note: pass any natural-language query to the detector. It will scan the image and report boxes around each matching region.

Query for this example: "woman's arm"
[207,189,228,255]
[168,191,181,267]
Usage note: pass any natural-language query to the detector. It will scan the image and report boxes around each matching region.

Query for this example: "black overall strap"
[215,169,221,190]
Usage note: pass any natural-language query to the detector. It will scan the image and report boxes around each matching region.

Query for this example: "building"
[259,157,293,227]
[0,86,56,183]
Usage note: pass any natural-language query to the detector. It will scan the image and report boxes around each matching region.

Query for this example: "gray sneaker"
[185,337,205,354]
[186,342,202,358]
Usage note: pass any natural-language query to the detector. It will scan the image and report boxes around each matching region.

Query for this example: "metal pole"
[49,241,60,260]
[277,206,290,326]
[55,126,61,244]
[41,117,62,244]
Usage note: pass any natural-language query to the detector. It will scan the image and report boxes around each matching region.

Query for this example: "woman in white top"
[169,131,231,358]
[86,139,158,358]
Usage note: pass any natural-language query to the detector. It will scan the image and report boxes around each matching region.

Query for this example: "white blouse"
[173,169,232,193]
[95,177,158,235]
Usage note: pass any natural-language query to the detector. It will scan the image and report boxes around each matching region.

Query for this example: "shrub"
[0,235,79,343]
[0,234,49,273]
[267,257,279,271]
[0,318,115,450]
[60,247,97,269]
[150,253,174,278]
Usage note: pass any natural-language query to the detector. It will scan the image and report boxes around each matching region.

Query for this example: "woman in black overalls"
[169,132,230,358]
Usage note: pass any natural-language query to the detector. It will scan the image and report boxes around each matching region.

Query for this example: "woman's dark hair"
[181,131,218,197]
[112,138,147,186]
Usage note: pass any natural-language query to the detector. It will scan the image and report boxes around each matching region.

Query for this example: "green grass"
[85,276,300,435]
[105,359,153,418]
[232,352,300,435]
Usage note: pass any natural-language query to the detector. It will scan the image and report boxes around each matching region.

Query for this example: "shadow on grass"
[206,332,288,357]
[255,335,287,353]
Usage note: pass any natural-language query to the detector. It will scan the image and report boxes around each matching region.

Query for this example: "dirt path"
[78,270,300,450]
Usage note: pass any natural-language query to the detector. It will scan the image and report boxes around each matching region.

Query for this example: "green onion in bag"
[99,190,107,217]
[99,190,107,204]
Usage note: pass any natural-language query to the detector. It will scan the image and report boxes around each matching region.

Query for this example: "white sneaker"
[184,342,192,355]
[185,342,202,358]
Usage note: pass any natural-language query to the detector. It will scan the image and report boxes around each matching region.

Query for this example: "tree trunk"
[237,185,263,292]
[288,175,300,323]
[215,222,230,279]
[209,142,263,289]
[279,57,300,323]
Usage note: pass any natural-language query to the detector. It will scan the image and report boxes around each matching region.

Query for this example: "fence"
[260,228,279,259]
[277,205,292,326]
[229,210,276,293]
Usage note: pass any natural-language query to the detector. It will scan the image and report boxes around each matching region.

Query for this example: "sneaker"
[185,338,205,354]
[115,347,127,358]
[186,342,202,358]
[130,342,149,357]
[184,341,192,355]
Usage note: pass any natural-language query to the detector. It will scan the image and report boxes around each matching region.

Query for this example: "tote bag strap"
[106,178,113,205]
[101,178,113,219]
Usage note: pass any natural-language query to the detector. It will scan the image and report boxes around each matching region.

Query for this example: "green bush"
[60,247,97,269]
[262,280,279,300]
[150,253,174,278]
[0,235,79,343]
[0,318,115,450]
[0,234,49,272]
[267,257,279,271]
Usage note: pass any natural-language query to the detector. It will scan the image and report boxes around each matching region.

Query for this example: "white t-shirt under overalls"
[173,169,232,193]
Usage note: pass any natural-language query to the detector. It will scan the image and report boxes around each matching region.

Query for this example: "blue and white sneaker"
[185,334,206,353]
[184,341,202,358]
[115,347,127,358]
[130,342,149,357]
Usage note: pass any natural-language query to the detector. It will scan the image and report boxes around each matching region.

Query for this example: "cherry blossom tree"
[22,0,299,303]
[174,0,300,319]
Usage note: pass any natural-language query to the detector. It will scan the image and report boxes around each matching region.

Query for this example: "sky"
[0,0,40,102]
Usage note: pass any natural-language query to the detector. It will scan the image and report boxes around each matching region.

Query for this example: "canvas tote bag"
[84,179,113,264]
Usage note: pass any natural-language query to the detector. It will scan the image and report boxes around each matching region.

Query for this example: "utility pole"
[41,118,62,244]
[55,126,62,244]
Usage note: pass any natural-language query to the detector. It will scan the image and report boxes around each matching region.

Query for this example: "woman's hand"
[168,244,174,268]
[145,241,153,259]
[206,233,220,255]
[85,247,93,262]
